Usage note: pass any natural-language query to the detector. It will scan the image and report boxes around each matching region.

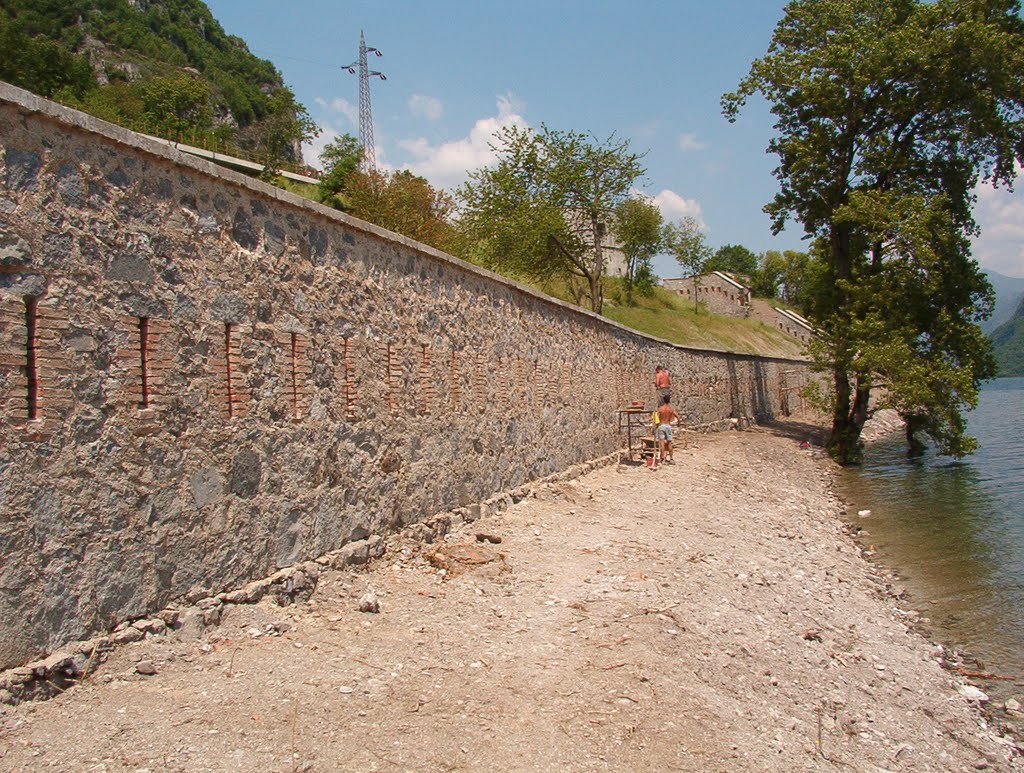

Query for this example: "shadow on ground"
[762,418,829,447]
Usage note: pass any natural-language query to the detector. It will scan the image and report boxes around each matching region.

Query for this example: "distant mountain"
[991,295,1024,377]
[982,270,1024,334]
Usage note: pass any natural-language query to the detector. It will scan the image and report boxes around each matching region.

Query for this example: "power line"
[249,49,345,69]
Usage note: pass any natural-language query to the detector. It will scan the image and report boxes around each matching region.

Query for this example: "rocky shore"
[0,421,1018,771]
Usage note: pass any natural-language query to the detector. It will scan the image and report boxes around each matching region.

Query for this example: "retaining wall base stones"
[0,448,622,705]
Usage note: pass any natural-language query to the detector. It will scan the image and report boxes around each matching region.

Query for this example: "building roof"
[774,307,815,332]
[710,271,749,291]
[661,272,751,292]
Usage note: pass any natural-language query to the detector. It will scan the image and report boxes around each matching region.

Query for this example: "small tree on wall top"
[613,196,664,304]
[456,124,646,315]
[663,216,712,311]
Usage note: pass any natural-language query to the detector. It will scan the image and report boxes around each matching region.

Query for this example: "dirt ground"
[1,423,1018,772]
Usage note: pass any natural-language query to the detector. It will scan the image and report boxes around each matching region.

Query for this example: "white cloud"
[315,96,358,128]
[303,128,338,170]
[678,132,708,153]
[973,163,1024,278]
[397,93,528,190]
[305,95,392,171]
[651,189,706,230]
[305,97,361,169]
[408,94,443,122]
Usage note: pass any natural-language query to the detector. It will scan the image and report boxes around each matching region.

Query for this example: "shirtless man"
[655,394,679,463]
[654,365,672,405]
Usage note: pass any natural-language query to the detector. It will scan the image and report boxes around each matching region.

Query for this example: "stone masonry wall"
[0,83,812,670]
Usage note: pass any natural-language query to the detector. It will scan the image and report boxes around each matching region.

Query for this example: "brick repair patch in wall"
[289,332,311,420]
[225,323,237,418]
[384,342,400,416]
[272,328,310,420]
[448,350,461,409]
[494,356,508,405]
[342,336,357,420]
[0,297,26,426]
[418,343,434,416]
[138,317,151,408]
[0,298,74,434]
[211,323,248,420]
[474,351,486,404]
[517,356,530,407]
[117,316,171,420]
[24,297,38,419]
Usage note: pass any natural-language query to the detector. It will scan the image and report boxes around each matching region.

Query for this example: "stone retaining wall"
[0,82,813,670]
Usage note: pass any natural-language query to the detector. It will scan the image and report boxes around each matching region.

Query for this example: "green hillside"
[532,278,808,358]
[0,0,313,168]
[991,296,1024,376]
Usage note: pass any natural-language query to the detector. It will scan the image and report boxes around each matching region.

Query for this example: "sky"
[204,0,1024,280]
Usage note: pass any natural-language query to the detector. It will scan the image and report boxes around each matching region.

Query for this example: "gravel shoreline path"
[1,422,1017,771]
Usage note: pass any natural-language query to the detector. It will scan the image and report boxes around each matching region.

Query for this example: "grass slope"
[532,278,807,358]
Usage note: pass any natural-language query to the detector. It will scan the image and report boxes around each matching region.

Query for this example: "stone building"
[564,209,627,278]
[773,307,815,344]
[662,271,752,318]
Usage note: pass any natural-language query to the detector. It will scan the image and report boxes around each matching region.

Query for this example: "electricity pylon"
[343,31,386,171]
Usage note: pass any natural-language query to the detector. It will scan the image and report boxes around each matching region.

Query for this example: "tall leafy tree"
[663,216,712,311]
[778,249,814,310]
[707,244,758,277]
[138,75,213,139]
[0,12,94,100]
[753,250,786,298]
[346,169,456,252]
[752,248,815,302]
[316,134,364,210]
[252,87,318,179]
[723,0,1024,463]
[457,125,646,314]
[613,197,663,304]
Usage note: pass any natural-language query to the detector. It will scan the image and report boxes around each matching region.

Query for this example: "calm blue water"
[837,377,1024,683]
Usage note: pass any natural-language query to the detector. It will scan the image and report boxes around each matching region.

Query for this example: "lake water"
[836,377,1024,690]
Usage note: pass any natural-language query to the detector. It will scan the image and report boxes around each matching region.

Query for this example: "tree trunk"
[589,214,605,314]
[905,414,928,457]
[588,271,603,314]
[825,221,870,465]
[827,373,871,464]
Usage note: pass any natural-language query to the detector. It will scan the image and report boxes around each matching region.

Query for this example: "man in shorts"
[655,394,679,464]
